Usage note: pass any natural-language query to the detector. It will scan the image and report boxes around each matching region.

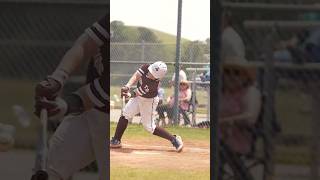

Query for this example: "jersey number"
[144,85,149,93]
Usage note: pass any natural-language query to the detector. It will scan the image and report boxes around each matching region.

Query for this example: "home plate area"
[110,140,210,170]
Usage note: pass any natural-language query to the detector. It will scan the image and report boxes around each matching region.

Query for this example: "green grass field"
[110,122,210,141]
[111,166,210,180]
[0,79,39,148]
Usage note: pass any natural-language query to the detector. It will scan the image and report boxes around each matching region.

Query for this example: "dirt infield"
[110,139,210,171]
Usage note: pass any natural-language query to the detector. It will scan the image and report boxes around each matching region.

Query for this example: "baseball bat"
[40,108,48,171]
[121,95,125,116]
[31,106,49,180]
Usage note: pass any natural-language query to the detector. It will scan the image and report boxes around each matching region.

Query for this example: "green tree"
[205,38,210,54]
[137,27,159,43]
[110,21,127,42]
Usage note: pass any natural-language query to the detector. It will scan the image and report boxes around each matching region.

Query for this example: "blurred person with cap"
[221,11,247,63]
[157,77,192,126]
[169,63,188,87]
[219,63,261,155]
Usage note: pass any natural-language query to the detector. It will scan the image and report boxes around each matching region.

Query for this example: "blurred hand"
[124,92,131,100]
[120,86,130,98]
[34,97,67,122]
[35,77,62,100]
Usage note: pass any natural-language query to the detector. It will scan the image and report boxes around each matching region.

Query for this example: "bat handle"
[40,109,48,124]
[121,96,126,116]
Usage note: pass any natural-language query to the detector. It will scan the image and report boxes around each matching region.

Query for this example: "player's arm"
[126,72,141,88]
[50,33,99,85]
[35,33,99,100]
[34,33,100,118]
[35,15,108,116]
[121,66,146,98]
[120,72,142,98]
[74,74,107,111]
[49,15,108,89]
[36,14,107,98]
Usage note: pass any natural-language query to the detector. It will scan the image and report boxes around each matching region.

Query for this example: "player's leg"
[111,97,139,148]
[86,109,108,180]
[139,97,184,152]
[46,114,95,180]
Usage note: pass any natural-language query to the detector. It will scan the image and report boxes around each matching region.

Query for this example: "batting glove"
[34,97,68,122]
[121,86,130,98]
[35,77,62,100]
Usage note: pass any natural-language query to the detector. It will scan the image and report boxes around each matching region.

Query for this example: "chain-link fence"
[0,0,106,146]
[213,1,320,180]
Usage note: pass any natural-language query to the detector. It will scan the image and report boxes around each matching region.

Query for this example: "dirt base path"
[110,139,210,171]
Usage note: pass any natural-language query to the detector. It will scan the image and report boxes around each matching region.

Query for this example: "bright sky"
[110,0,210,41]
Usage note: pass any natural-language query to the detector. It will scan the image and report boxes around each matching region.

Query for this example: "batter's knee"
[123,115,131,121]
[142,121,156,134]
[122,110,133,120]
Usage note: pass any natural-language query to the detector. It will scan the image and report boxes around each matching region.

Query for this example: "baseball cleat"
[110,137,122,148]
[171,135,183,152]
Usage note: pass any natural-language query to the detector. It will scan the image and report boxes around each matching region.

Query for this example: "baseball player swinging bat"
[110,61,184,152]
[31,107,49,180]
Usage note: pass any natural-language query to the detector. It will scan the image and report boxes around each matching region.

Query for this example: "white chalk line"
[132,151,161,155]
[122,143,210,153]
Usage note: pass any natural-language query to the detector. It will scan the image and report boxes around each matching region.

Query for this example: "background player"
[32,14,108,180]
[110,61,184,152]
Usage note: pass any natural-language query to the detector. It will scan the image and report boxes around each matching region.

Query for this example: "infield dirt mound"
[110,139,210,171]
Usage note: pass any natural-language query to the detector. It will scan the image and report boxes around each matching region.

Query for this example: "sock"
[113,116,129,141]
[153,126,175,142]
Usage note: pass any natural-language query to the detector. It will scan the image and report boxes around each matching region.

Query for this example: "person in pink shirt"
[219,64,262,155]
[157,80,192,126]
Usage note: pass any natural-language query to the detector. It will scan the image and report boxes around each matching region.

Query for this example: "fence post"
[212,0,222,179]
[191,69,197,126]
[310,84,320,180]
[262,28,277,180]
[206,85,210,122]
[173,0,183,125]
